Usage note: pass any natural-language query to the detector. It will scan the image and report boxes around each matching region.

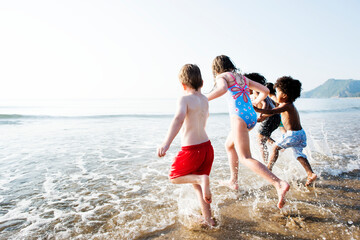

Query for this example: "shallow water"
[147,175,360,240]
[0,98,359,239]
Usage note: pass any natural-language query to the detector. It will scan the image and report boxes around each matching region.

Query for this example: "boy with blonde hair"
[157,64,215,226]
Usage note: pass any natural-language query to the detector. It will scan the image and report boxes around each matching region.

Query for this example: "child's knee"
[296,156,307,162]
[237,151,252,160]
[225,141,234,150]
[239,155,253,162]
[274,145,282,152]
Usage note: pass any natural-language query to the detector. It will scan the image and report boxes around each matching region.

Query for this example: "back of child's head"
[179,64,203,90]
[244,73,267,85]
[265,82,276,95]
[274,76,302,102]
[212,55,237,77]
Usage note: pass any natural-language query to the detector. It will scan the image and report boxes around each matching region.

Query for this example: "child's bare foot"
[200,175,212,204]
[201,217,216,228]
[276,180,290,209]
[220,179,239,190]
[305,173,317,186]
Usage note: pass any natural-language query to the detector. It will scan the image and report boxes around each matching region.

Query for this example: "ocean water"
[0,98,359,239]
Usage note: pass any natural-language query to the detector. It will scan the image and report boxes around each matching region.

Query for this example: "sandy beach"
[142,171,360,240]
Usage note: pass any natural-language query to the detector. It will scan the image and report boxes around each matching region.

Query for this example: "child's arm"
[248,78,269,106]
[254,103,290,114]
[257,99,265,109]
[256,101,273,122]
[157,97,187,157]
[205,77,228,101]
[257,113,272,122]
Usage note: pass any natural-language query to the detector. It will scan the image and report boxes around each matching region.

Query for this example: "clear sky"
[1,0,359,100]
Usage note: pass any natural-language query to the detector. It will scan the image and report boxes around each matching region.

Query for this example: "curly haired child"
[254,76,317,186]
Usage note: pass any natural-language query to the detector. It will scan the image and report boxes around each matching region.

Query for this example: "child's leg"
[171,174,212,203]
[231,117,290,208]
[297,156,317,186]
[192,184,215,226]
[258,134,269,163]
[224,132,239,190]
[267,145,282,171]
[267,137,275,145]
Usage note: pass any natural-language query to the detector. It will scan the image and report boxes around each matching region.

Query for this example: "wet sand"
[141,170,360,240]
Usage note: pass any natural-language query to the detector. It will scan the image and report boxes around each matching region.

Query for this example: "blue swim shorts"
[276,129,307,159]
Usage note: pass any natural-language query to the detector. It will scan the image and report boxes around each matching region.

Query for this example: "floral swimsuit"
[226,73,257,129]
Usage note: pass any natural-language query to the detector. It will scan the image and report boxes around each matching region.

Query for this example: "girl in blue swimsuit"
[226,72,258,129]
[206,55,290,209]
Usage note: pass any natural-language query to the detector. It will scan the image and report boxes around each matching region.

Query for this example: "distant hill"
[302,79,360,98]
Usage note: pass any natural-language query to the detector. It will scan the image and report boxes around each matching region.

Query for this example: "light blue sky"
[1,0,359,99]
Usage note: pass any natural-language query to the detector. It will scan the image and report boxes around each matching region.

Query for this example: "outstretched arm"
[248,78,269,106]
[157,97,187,157]
[205,77,228,101]
[257,113,273,122]
[254,103,290,114]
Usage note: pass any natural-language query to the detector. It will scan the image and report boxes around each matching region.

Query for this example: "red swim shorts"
[169,140,214,179]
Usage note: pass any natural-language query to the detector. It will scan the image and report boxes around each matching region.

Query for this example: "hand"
[253,106,260,112]
[252,100,259,106]
[157,143,169,157]
[257,113,267,122]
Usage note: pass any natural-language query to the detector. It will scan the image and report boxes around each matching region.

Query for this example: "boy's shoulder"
[179,92,208,105]
[278,102,293,110]
[181,92,207,99]
[283,102,298,113]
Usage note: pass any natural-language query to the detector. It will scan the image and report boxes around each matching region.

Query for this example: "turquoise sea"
[0,98,359,239]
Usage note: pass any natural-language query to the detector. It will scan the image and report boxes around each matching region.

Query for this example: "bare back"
[181,92,209,146]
